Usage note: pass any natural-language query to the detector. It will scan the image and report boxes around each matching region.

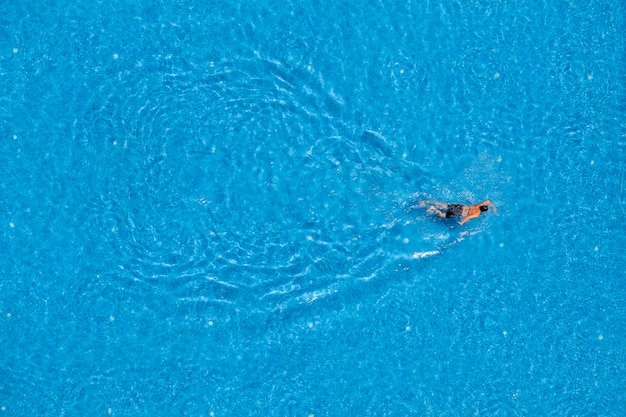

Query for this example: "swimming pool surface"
[1,0,625,415]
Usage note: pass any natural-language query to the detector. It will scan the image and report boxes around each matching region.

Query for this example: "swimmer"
[420,200,497,225]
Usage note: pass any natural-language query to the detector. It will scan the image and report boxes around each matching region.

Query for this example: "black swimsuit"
[446,204,464,218]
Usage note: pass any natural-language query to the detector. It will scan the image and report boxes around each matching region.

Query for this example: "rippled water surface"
[1,1,625,415]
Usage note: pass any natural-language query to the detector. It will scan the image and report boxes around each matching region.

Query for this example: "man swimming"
[421,199,497,225]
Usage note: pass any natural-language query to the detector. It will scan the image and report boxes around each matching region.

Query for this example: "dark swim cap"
[480,205,489,212]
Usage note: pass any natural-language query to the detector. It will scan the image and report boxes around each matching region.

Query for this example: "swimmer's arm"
[458,213,480,225]
[479,199,498,214]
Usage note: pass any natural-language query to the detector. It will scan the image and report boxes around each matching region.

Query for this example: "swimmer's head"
[480,205,489,212]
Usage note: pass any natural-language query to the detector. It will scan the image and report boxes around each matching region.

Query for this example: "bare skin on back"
[420,200,497,225]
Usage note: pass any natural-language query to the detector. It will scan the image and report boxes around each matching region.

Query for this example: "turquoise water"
[1,0,625,415]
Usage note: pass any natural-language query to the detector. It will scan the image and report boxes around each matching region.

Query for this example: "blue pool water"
[1,0,625,415]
